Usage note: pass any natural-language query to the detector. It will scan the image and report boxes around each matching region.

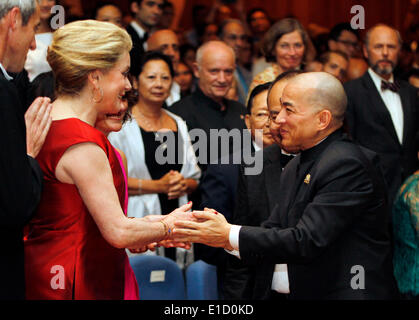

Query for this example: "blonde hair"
[47,20,132,97]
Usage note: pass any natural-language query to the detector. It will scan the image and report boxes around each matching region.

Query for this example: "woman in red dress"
[24,20,192,300]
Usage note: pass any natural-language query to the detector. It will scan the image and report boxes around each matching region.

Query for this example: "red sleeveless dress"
[25,118,138,300]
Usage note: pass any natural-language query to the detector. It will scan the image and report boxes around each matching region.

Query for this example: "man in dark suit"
[344,24,418,205]
[171,41,247,173]
[0,0,52,300]
[173,72,398,300]
[222,72,300,300]
[198,82,276,298]
[127,0,164,77]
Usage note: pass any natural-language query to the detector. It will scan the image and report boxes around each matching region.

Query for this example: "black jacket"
[0,72,43,300]
[238,130,398,300]
[344,72,418,204]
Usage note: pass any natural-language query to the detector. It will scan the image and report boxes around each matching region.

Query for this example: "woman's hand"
[167,171,187,199]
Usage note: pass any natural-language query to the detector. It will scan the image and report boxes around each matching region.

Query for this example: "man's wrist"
[224,224,234,250]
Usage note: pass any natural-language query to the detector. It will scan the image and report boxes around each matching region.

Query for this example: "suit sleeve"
[0,84,43,228]
[343,84,357,139]
[238,153,379,265]
[199,163,235,220]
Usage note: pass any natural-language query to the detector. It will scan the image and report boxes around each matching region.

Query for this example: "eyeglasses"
[225,34,248,42]
[251,112,270,123]
[336,39,359,49]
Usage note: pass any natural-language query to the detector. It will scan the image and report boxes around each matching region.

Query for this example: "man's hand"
[172,209,233,250]
[25,97,52,158]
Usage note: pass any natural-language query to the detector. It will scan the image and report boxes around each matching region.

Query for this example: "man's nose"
[30,37,37,51]
[218,71,226,83]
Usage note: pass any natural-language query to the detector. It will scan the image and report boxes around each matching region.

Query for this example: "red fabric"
[113,148,140,300]
[25,118,129,300]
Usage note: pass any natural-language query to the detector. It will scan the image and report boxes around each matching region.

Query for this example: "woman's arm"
[55,142,192,249]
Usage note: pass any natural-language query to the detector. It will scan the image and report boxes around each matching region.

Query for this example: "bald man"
[171,40,247,170]
[147,29,181,106]
[173,72,398,300]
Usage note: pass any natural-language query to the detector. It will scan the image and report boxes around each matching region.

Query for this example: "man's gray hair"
[196,40,236,67]
[0,0,38,26]
[364,23,403,48]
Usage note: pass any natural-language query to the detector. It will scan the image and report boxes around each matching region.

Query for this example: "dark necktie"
[381,80,399,92]
[142,32,149,43]
[280,154,294,168]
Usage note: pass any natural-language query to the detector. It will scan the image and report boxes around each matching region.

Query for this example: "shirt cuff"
[224,225,241,259]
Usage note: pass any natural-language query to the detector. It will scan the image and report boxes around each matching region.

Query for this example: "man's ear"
[318,109,332,130]
[362,44,369,60]
[131,2,139,14]
[8,7,22,31]
[192,62,200,78]
[244,114,251,130]
[328,39,336,51]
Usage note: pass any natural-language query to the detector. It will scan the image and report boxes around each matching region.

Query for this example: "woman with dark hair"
[109,51,201,267]
[248,18,315,98]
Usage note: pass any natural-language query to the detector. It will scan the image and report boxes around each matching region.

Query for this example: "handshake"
[128,202,234,254]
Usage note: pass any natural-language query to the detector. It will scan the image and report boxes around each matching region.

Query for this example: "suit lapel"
[263,147,282,212]
[398,83,412,146]
[362,73,400,146]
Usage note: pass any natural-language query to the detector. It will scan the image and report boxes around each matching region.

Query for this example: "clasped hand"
[159,170,188,200]
[129,202,196,253]
[172,208,233,250]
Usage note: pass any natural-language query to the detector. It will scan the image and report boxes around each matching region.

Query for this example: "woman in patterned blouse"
[393,132,419,299]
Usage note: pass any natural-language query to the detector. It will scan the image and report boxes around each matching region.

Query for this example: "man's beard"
[370,59,396,77]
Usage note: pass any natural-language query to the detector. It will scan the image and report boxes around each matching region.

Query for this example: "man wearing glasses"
[328,22,360,58]
[219,19,253,105]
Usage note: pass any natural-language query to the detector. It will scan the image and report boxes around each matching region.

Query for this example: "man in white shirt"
[127,0,164,76]
[344,24,419,205]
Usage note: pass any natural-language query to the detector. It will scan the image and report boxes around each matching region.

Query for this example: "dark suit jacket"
[126,24,146,77]
[238,129,398,300]
[171,87,247,173]
[344,72,419,204]
[0,72,43,299]
[223,144,286,299]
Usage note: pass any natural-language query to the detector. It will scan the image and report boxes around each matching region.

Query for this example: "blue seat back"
[186,260,218,300]
[129,255,186,300]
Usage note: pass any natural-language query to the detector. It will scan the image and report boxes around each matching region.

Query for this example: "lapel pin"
[304,174,311,184]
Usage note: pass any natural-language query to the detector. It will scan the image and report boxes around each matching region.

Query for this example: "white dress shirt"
[166,81,181,107]
[24,33,53,82]
[368,68,404,144]
[228,225,290,293]
[0,62,13,81]
[130,21,148,51]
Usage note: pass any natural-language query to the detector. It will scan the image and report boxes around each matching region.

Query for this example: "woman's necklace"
[136,108,168,150]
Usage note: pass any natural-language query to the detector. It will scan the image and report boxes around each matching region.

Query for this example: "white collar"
[0,63,13,81]
[130,21,147,38]
[368,68,394,90]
